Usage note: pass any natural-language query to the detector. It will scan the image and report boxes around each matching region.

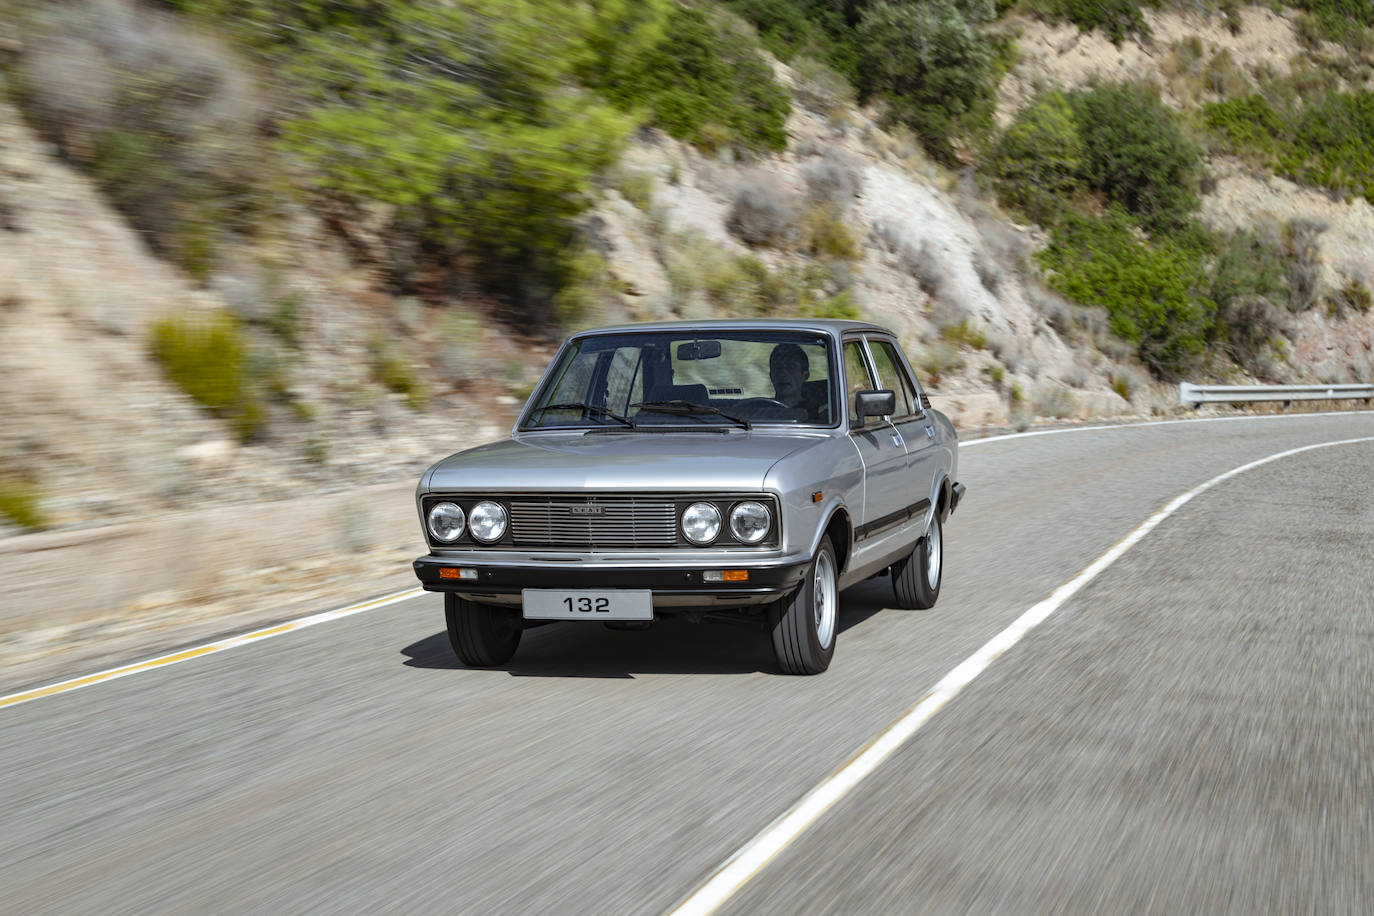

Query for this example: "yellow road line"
[1,587,426,711]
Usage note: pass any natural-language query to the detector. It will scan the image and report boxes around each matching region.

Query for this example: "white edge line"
[667,434,1374,916]
[0,587,425,710]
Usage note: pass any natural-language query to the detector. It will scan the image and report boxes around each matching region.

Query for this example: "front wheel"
[445,594,522,667]
[892,512,942,610]
[769,535,839,675]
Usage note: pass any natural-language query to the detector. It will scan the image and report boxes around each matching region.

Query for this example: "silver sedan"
[413,319,964,674]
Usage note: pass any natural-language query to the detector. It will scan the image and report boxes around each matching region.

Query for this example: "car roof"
[571,318,894,338]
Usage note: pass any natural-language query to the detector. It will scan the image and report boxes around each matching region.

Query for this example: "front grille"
[508,495,678,548]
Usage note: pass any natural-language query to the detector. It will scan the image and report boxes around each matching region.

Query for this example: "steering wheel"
[735,397,790,411]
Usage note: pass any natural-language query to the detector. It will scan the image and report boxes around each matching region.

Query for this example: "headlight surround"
[729,501,771,544]
[682,502,722,545]
[468,501,508,543]
[427,502,466,543]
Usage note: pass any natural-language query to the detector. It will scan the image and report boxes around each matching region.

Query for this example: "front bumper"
[413,552,812,608]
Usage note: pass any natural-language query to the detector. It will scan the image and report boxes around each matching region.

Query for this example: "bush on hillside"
[1205,230,1290,377]
[599,4,790,152]
[149,309,266,441]
[1021,0,1156,44]
[1281,92,1374,204]
[1205,90,1374,204]
[1037,209,1213,379]
[991,90,1083,224]
[1291,0,1374,47]
[1070,83,1201,232]
[727,179,799,247]
[855,0,997,163]
[175,0,644,321]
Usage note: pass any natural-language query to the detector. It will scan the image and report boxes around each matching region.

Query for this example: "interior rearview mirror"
[676,339,722,361]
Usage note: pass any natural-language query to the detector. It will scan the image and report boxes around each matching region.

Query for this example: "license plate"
[521,589,653,621]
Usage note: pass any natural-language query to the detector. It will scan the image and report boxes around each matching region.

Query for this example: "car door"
[842,336,909,548]
[866,335,940,526]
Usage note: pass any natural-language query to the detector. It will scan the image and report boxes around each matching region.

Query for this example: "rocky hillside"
[0,0,1371,537]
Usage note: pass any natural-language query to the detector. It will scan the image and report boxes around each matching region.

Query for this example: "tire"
[892,511,942,610]
[769,535,839,675]
[445,594,522,667]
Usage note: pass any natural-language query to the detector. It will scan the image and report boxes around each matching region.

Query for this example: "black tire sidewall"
[770,536,838,674]
[445,593,522,667]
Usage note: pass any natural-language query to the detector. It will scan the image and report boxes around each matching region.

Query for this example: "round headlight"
[427,502,466,542]
[730,501,771,544]
[682,502,722,545]
[468,501,508,543]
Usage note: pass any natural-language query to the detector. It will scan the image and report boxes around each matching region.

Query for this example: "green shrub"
[939,319,989,350]
[856,0,997,163]
[992,90,1083,224]
[1070,83,1201,232]
[799,205,859,260]
[1032,384,1076,418]
[724,0,827,62]
[790,54,858,116]
[612,167,656,212]
[724,0,861,81]
[1037,209,1213,379]
[599,4,790,152]
[553,247,617,329]
[1110,373,1131,400]
[1328,278,1374,314]
[1202,95,1285,159]
[149,309,266,440]
[1291,0,1374,48]
[1281,92,1374,204]
[369,336,428,411]
[1205,90,1374,204]
[985,363,1006,386]
[1205,230,1290,374]
[0,462,46,530]
[1034,0,1157,45]
[175,0,642,321]
[803,286,862,320]
[1203,49,1249,98]
[266,292,304,348]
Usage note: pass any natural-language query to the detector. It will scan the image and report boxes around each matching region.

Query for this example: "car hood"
[424,430,824,492]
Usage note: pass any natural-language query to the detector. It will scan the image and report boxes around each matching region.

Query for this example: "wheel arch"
[819,505,853,577]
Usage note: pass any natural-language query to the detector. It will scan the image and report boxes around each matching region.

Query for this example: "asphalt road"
[3,413,1372,914]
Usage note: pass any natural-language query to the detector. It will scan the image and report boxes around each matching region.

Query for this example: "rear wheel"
[445,594,522,667]
[769,536,839,675]
[892,512,942,610]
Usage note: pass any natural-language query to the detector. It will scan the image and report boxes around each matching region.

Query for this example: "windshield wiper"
[630,400,752,430]
[534,402,635,428]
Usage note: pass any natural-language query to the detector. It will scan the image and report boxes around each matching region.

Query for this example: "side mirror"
[854,389,896,421]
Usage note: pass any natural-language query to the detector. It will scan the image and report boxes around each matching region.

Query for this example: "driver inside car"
[769,343,810,410]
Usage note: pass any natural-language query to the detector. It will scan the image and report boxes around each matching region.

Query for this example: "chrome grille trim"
[508,495,677,548]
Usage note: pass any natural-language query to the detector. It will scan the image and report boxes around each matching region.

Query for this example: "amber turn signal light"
[703,569,749,582]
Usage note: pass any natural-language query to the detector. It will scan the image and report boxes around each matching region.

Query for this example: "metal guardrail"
[1179,381,1374,408]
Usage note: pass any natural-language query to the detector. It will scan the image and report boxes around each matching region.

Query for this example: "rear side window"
[867,339,916,420]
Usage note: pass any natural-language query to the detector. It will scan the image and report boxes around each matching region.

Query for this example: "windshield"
[522,330,837,430]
